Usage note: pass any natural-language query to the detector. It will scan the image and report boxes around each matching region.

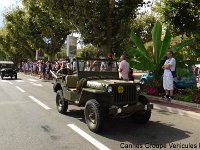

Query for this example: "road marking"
[15,80,24,82]
[15,86,26,93]
[27,79,38,82]
[33,83,42,87]
[67,124,110,150]
[1,80,15,84]
[30,82,43,87]
[28,96,51,110]
[8,81,13,85]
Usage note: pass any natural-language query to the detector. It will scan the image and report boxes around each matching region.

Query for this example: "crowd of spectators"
[20,58,73,80]
[19,53,135,81]
[193,65,200,81]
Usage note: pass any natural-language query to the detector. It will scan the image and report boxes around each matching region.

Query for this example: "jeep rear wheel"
[56,90,68,114]
[84,99,104,133]
[132,95,151,123]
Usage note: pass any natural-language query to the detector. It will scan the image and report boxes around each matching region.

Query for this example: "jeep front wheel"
[84,99,104,133]
[56,90,68,114]
[132,95,151,123]
[1,75,4,80]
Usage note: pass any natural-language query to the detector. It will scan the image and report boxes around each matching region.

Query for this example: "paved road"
[0,73,200,150]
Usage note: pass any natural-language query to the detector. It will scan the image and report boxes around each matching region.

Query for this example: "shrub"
[174,88,196,103]
[194,92,200,104]
[146,86,157,95]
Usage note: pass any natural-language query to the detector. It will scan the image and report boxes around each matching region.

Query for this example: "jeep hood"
[1,68,13,71]
[87,80,134,90]
[1,67,13,70]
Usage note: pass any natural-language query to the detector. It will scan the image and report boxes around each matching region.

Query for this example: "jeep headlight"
[107,86,113,93]
[136,85,141,92]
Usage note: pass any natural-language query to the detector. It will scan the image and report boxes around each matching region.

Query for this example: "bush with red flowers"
[146,86,157,95]
[142,84,200,104]
[194,92,200,104]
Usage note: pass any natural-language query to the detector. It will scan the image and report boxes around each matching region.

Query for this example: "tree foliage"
[130,14,156,43]
[0,9,35,63]
[0,0,73,62]
[40,0,145,54]
[22,0,73,60]
[154,0,200,36]
[170,35,200,60]
[0,0,151,61]
[77,44,98,58]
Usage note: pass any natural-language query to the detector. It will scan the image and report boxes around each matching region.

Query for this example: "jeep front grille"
[5,70,14,74]
[112,84,137,105]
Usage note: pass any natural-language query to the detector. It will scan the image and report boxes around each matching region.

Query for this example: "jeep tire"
[15,75,17,79]
[56,90,68,114]
[84,99,104,133]
[132,95,151,123]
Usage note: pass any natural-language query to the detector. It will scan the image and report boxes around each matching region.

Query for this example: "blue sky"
[0,0,21,27]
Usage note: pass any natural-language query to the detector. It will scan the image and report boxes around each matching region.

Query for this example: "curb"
[146,95,200,120]
[146,95,200,109]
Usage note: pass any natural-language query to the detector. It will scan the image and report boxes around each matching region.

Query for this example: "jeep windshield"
[0,61,14,69]
[77,58,119,79]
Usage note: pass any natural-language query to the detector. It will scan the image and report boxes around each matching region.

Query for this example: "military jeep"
[52,58,153,133]
[0,61,17,80]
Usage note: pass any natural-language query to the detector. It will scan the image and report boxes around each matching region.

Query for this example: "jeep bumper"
[109,102,153,116]
[2,73,16,77]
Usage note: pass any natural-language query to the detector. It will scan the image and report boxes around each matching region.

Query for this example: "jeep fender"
[54,83,62,92]
[79,88,112,107]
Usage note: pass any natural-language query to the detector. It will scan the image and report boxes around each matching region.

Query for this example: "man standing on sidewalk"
[162,51,176,101]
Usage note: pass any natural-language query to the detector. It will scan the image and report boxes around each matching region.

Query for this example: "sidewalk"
[147,95,200,120]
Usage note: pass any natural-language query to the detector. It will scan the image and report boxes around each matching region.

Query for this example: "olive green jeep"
[52,58,153,133]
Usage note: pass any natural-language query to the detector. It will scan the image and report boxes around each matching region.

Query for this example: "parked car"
[52,58,153,133]
[0,61,18,80]
[140,71,197,89]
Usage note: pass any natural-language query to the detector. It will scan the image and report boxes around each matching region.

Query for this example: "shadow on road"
[65,108,191,145]
[65,109,85,122]
[100,118,191,145]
